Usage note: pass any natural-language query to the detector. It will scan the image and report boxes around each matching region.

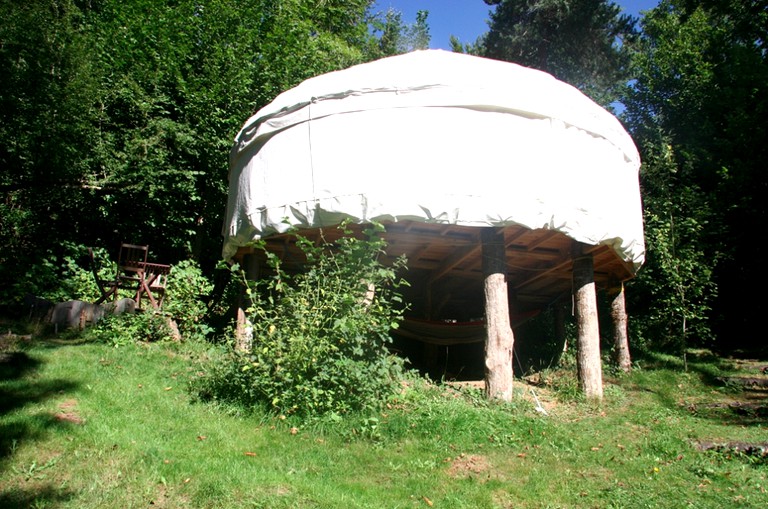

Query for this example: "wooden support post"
[481,228,515,401]
[608,282,632,373]
[235,253,259,352]
[572,251,603,400]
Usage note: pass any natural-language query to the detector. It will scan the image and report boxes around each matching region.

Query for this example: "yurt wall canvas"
[222,50,644,272]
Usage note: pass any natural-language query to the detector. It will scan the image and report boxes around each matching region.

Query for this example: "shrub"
[88,311,176,347]
[197,222,409,419]
[3,242,109,309]
[85,258,214,345]
[164,259,214,342]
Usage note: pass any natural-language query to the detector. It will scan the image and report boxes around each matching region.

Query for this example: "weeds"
[13,457,59,481]
[197,222,409,419]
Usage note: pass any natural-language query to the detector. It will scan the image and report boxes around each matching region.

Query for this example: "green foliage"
[481,0,638,107]
[0,0,389,277]
[164,259,214,342]
[198,223,409,419]
[2,242,108,308]
[88,311,175,347]
[623,0,768,350]
[449,33,486,56]
[0,0,103,296]
[628,137,719,353]
[373,8,431,56]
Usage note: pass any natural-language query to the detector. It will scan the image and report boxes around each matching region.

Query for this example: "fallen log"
[49,297,136,331]
[691,401,768,416]
[716,376,768,388]
[695,440,768,457]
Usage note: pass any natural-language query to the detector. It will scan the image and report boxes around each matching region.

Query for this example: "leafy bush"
[83,258,213,345]
[3,242,110,309]
[197,222,409,419]
[88,311,176,347]
[164,259,214,342]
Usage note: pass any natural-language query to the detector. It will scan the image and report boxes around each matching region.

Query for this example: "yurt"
[222,50,645,399]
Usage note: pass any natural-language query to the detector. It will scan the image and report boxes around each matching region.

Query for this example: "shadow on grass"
[0,347,81,470]
[631,349,768,427]
[0,484,75,508]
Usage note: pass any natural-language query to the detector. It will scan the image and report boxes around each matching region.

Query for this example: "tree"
[627,134,720,355]
[449,34,486,55]
[1,0,390,305]
[375,8,431,56]
[624,0,768,352]
[81,0,380,264]
[481,0,637,106]
[0,0,102,302]
[409,10,431,51]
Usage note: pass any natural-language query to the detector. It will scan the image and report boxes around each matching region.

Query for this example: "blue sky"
[372,1,661,50]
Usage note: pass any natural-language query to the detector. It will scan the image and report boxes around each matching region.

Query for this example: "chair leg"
[94,286,117,305]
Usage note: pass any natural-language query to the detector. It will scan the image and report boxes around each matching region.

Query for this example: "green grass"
[1,336,767,508]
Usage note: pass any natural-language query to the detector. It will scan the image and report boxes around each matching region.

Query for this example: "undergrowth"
[196,222,410,420]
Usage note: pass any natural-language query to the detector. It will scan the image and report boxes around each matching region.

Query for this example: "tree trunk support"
[608,281,632,373]
[572,248,603,400]
[482,228,515,401]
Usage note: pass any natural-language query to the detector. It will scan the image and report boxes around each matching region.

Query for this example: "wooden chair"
[116,243,149,289]
[92,243,149,304]
[136,261,171,309]
[148,269,169,308]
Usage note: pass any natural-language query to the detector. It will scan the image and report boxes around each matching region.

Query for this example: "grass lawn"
[1,334,767,508]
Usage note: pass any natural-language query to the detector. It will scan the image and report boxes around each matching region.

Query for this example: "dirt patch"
[55,399,84,425]
[446,453,490,479]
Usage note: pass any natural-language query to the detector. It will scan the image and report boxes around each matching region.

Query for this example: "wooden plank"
[428,244,481,285]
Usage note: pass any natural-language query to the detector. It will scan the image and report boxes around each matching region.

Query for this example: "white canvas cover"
[223,50,645,270]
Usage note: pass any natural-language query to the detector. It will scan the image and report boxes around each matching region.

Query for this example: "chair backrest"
[118,243,148,271]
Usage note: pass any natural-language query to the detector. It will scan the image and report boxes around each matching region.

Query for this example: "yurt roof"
[222,50,645,312]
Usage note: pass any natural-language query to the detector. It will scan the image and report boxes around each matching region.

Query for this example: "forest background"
[1,0,766,356]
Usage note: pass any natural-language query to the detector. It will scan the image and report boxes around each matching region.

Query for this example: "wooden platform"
[233,221,635,319]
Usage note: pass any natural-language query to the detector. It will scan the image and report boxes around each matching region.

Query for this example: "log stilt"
[481,228,515,401]
[608,282,632,373]
[573,251,603,401]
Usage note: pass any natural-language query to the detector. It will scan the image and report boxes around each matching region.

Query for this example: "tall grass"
[1,336,767,508]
